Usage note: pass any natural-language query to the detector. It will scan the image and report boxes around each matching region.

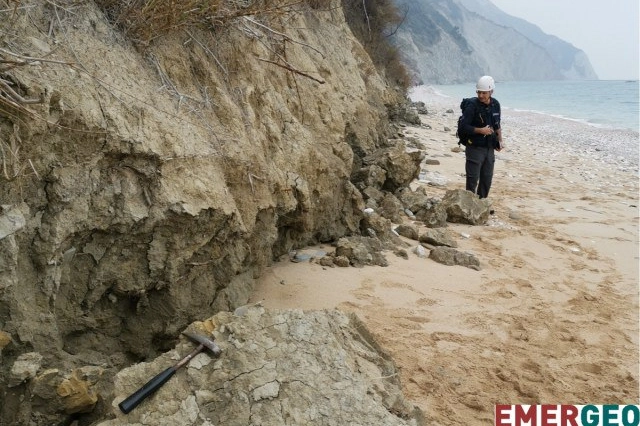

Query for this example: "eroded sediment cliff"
[0,1,418,423]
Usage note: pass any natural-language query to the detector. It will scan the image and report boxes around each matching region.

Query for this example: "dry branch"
[256,57,325,84]
[0,77,43,104]
[0,47,73,67]
[185,30,229,78]
[242,16,325,58]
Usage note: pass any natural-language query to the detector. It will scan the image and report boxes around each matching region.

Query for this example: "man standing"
[459,75,503,199]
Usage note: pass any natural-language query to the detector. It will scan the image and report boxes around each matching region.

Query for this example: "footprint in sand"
[574,362,603,375]
[492,289,518,299]
[416,297,438,306]
[401,315,430,324]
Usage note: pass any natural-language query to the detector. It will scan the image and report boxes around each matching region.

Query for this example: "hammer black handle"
[118,366,176,414]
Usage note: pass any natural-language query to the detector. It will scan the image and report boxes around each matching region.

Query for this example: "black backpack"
[456,97,480,146]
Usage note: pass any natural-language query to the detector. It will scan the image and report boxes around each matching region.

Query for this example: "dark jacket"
[461,97,501,148]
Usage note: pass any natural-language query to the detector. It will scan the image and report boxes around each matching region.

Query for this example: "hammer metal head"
[182,331,222,357]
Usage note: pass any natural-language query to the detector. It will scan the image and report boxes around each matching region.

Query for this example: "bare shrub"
[341,0,411,93]
[94,0,326,47]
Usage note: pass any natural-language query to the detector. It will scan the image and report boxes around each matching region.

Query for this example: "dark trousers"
[465,145,495,199]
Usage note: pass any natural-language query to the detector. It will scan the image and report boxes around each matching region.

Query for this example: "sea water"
[420,80,639,132]
[410,80,639,169]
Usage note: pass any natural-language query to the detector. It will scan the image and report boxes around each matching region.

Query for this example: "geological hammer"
[118,331,222,414]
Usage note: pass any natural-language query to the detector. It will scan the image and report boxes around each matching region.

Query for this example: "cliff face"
[0,2,407,423]
[393,0,599,84]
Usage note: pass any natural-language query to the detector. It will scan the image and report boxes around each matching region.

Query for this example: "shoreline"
[414,85,639,171]
[417,82,640,133]
[249,93,639,424]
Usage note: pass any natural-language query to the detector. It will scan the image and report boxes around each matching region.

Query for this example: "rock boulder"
[100,308,425,426]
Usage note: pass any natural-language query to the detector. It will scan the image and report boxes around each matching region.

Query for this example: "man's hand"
[477,125,493,136]
[495,128,503,151]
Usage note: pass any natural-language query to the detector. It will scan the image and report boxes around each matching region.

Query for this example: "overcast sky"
[488,0,639,80]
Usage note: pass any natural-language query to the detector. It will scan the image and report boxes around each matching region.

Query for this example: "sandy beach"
[249,90,640,425]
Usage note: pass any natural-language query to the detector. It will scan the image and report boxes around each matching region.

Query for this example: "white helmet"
[476,75,495,91]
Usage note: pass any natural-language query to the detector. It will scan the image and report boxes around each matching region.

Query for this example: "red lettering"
[516,405,538,425]
[541,405,558,426]
[495,405,511,426]
[560,405,579,426]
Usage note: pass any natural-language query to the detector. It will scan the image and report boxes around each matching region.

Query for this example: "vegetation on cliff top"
[93,0,410,90]
[7,0,407,86]
[341,0,411,90]
[0,0,410,139]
